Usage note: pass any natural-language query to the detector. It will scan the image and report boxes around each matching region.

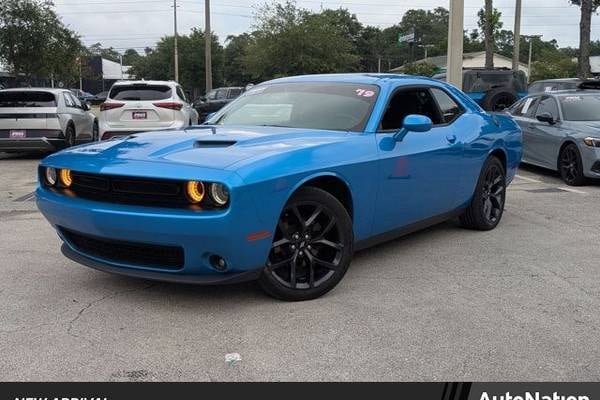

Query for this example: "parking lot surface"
[1,151,600,381]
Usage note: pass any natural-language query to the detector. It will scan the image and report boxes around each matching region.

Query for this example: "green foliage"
[401,61,438,77]
[569,0,600,11]
[241,2,360,81]
[0,0,84,83]
[87,43,121,63]
[128,29,223,95]
[530,58,577,81]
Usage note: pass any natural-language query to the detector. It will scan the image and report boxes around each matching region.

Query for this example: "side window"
[430,88,463,124]
[508,98,526,116]
[176,86,187,102]
[63,93,75,107]
[228,88,243,99]
[70,93,82,108]
[206,90,217,100]
[520,97,540,118]
[535,96,559,119]
[378,87,443,131]
[215,89,227,100]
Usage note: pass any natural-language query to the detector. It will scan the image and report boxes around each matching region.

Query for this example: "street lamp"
[523,35,542,83]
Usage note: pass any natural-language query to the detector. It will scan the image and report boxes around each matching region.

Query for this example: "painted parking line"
[557,186,587,194]
[514,174,542,183]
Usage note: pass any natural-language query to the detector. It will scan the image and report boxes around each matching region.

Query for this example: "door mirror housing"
[536,112,555,124]
[81,102,90,111]
[393,114,433,141]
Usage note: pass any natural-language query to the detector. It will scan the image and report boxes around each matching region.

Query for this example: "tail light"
[153,102,183,111]
[100,102,124,111]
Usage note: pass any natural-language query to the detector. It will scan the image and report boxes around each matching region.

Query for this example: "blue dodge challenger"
[36,74,522,301]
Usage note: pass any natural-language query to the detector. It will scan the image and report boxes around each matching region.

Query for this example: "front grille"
[60,227,184,270]
[68,171,189,208]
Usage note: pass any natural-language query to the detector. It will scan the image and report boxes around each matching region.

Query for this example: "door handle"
[446,134,457,144]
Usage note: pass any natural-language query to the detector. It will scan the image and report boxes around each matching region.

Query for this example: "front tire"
[460,156,506,231]
[558,143,586,186]
[64,124,75,148]
[259,187,353,301]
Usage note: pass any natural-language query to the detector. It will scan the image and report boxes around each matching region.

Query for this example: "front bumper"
[36,185,273,283]
[581,145,600,178]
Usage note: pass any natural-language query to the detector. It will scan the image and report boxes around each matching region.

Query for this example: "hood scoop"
[194,140,237,148]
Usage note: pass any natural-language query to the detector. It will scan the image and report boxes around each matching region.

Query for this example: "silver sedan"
[507,90,600,185]
[0,88,97,152]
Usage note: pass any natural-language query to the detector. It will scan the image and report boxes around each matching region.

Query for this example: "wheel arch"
[489,147,507,172]
[556,139,578,170]
[288,173,354,220]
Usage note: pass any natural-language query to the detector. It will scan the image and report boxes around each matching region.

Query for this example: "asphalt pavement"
[1,151,600,381]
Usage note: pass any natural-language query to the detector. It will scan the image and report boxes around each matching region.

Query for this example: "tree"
[478,2,503,68]
[122,49,142,66]
[401,61,438,77]
[87,43,121,63]
[570,0,600,78]
[242,2,360,81]
[0,0,84,84]
[223,34,254,86]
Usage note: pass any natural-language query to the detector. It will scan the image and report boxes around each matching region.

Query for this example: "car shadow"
[518,162,600,185]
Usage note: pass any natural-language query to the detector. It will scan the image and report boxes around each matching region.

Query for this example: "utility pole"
[524,35,541,83]
[512,0,522,71]
[173,0,179,82]
[377,56,381,73]
[205,0,213,93]
[447,0,464,88]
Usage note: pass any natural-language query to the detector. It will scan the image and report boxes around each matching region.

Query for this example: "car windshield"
[0,91,57,107]
[109,85,172,101]
[208,82,380,132]
[559,94,600,121]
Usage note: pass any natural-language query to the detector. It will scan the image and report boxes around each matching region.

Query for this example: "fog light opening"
[209,255,228,271]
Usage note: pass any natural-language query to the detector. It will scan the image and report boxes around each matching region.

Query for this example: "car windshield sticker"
[544,86,553,92]
[522,98,534,114]
[355,89,375,97]
[563,96,583,102]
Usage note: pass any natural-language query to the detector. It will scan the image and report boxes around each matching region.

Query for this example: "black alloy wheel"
[460,156,506,230]
[259,186,353,301]
[558,143,586,186]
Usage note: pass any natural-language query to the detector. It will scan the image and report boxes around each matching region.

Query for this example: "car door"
[64,92,90,139]
[529,96,563,169]
[372,86,463,235]
[510,96,540,165]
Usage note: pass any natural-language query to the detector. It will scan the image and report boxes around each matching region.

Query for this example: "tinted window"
[559,94,600,121]
[0,91,57,107]
[215,89,228,100]
[535,96,559,119]
[69,93,82,108]
[379,88,442,131]
[206,90,217,100]
[109,85,172,101]
[228,88,243,99]
[513,96,539,117]
[431,88,463,123]
[63,93,75,107]
[176,86,187,102]
[209,83,380,132]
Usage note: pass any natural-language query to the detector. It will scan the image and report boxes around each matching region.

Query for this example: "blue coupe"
[36,74,522,301]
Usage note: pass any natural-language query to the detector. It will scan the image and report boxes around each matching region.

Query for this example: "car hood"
[54,125,353,170]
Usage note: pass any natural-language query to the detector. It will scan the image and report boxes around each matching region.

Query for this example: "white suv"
[99,80,199,140]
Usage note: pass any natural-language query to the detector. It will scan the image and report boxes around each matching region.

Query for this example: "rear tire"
[64,124,75,148]
[558,143,586,186]
[460,156,506,231]
[481,87,518,111]
[258,186,353,301]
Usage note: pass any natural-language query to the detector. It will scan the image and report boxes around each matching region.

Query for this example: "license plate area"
[9,130,26,139]
[132,111,147,120]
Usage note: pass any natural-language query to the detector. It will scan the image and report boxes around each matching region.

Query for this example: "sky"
[53,0,600,61]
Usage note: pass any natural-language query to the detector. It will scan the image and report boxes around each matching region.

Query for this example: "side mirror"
[393,114,433,141]
[81,102,90,111]
[536,112,555,124]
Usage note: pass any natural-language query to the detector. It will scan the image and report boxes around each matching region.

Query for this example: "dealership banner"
[0,382,597,400]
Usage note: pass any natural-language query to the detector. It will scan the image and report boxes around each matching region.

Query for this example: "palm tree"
[571,0,600,78]
[484,0,494,69]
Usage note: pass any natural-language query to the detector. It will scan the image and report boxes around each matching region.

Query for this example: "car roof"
[263,73,441,86]
[525,89,600,98]
[531,78,581,83]
[0,87,68,94]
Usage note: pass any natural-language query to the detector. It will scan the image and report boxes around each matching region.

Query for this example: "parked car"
[433,68,528,111]
[99,80,199,140]
[0,88,97,152]
[528,78,582,94]
[37,73,522,301]
[69,88,95,103]
[506,82,600,185]
[89,91,108,106]
[193,86,244,121]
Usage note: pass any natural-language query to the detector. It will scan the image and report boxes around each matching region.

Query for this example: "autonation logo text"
[481,392,590,400]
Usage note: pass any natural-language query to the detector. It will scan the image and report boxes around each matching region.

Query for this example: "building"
[390,51,529,76]
[85,56,133,94]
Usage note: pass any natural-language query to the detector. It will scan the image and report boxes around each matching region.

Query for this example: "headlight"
[583,137,600,148]
[185,181,205,204]
[44,167,57,186]
[209,183,230,206]
[59,169,73,187]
